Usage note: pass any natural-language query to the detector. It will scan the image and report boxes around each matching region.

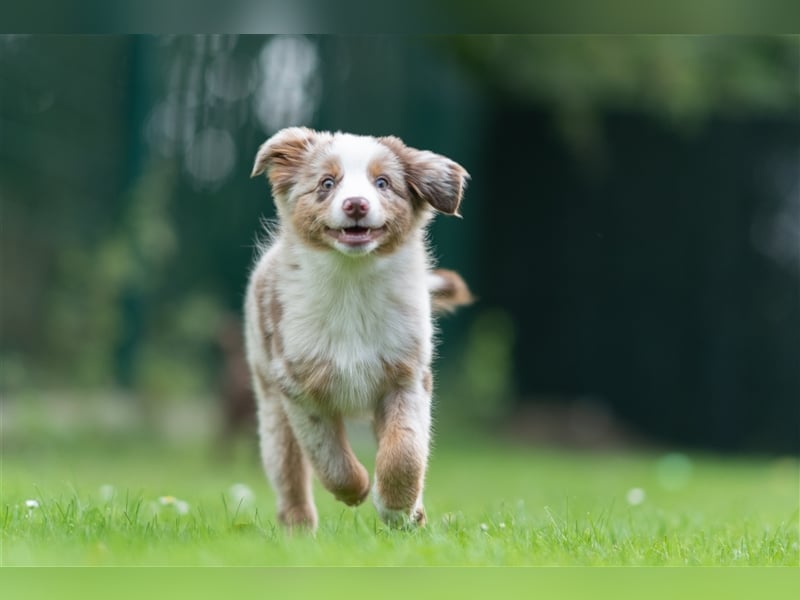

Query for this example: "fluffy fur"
[244,127,471,530]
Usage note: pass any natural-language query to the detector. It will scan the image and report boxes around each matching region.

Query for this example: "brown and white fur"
[244,127,471,531]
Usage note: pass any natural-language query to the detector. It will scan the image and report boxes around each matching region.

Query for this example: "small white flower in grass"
[25,499,39,510]
[626,487,646,506]
[228,483,255,507]
[480,523,489,532]
[498,522,506,529]
[99,484,115,502]
[158,495,190,515]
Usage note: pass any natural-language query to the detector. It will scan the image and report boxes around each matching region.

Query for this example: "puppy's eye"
[375,176,390,190]
[320,176,336,191]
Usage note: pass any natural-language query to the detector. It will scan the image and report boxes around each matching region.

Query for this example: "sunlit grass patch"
[2,432,797,566]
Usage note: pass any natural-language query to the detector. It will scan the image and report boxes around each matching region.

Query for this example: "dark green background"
[1,35,797,453]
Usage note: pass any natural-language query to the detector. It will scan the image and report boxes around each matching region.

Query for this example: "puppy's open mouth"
[325,226,387,247]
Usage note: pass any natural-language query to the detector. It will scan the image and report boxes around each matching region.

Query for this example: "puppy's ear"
[251,127,318,195]
[380,136,470,217]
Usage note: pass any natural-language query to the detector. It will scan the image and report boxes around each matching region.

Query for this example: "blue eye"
[321,176,335,190]
[375,176,389,190]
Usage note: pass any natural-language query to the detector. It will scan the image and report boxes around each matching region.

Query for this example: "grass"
[1,420,798,566]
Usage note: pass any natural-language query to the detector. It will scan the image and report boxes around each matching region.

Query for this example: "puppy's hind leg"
[254,375,317,530]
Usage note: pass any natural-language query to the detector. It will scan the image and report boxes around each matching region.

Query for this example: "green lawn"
[2,425,797,566]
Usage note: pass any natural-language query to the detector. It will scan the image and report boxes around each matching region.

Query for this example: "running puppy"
[245,127,471,530]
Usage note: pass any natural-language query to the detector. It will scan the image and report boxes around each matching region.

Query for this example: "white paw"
[372,488,425,528]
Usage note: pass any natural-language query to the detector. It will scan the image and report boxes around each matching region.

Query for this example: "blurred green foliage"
[451,35,799,151]
[456,36,798,117]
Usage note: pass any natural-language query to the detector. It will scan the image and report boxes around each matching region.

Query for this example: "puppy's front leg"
[372,386,431,527]
[282,401,371,507]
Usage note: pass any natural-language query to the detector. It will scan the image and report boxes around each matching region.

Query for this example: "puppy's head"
[252,127,469,256]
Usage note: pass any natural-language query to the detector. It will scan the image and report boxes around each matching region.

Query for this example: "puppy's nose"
[342,197,369,219]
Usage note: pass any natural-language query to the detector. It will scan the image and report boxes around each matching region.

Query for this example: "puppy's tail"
[428,269,474,315]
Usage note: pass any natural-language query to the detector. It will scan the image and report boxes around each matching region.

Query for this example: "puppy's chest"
[276,275,428,410]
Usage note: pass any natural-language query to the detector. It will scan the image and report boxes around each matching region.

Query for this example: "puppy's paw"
[331,462,371,507]
[278,504,318,533]
[373,489,426,529]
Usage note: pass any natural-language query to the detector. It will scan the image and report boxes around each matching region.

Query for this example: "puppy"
[244,127,471,530]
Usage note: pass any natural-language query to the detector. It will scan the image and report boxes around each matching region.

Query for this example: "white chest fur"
[268,235,433,414]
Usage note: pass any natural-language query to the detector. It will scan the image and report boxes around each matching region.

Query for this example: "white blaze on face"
[326,134,387,229]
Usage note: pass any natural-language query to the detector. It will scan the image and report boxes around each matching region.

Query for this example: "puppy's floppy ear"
[251,127,318,195]
[380,136,470,217]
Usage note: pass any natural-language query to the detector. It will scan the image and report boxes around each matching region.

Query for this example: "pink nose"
[342,197,369,219]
